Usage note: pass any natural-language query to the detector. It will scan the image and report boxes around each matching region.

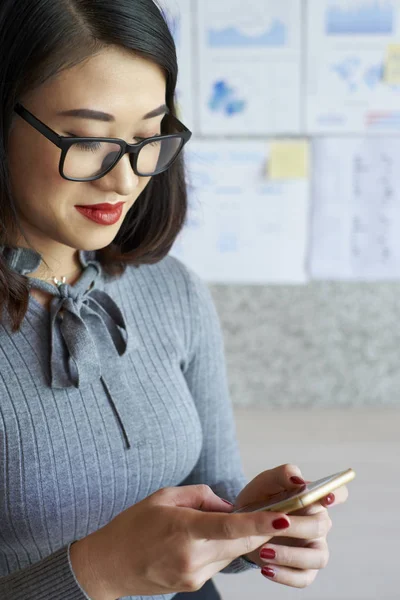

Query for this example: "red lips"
[75,202,125,211]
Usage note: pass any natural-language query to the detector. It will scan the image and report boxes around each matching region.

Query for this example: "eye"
[134,133,161,143]
[65,132,162,145]
[74,141,103,152]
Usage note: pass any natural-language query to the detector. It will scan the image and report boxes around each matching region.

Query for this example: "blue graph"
[332,56,400,92]
[326,2,394,35]
[208,20,287,48]
[208,80,247,117]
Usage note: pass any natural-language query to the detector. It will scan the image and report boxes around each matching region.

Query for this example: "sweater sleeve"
[0,543,90,599]
[178,263,259,574]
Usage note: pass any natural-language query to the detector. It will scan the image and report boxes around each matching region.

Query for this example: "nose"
[96,152,140,195]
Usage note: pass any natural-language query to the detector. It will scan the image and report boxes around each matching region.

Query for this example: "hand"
[235,464,349,589]
[70,484,298,599]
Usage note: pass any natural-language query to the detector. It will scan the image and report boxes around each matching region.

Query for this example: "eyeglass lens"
[63,136,184,179]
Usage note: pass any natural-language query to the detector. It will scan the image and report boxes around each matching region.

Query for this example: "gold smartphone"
[232,468,356,514]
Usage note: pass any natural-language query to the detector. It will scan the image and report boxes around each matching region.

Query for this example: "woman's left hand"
[235,464,349,588]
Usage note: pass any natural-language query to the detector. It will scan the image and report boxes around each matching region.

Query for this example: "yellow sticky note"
[384,44,400,84]
[268,140,309,180]
[175,99,183,121]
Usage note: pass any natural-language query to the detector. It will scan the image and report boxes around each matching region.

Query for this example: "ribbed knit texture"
[0,254,258,600]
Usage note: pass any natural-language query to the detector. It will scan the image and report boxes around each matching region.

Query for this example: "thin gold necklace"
[49,276,67,287]
[44,266,83,288]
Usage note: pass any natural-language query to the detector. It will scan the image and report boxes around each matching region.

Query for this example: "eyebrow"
[56,104,169,122]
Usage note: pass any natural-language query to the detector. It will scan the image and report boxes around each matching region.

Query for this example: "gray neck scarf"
[0,245,138,449]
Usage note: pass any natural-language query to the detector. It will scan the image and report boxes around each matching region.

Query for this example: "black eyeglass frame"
[14,102,192,182]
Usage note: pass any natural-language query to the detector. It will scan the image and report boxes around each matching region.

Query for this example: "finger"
[270,463,306,490]
[320,493,336,508]
[274,512,332,541]
[268,535,309,548]
[320,484,348,508]
[259,538,329,570]
[198,512,292,565]
[161,484,235,513]
[205,510,331,566]
[195,510,291,541]
[261,564,319,588]
[291,501,327,517]
[243,464,306,503]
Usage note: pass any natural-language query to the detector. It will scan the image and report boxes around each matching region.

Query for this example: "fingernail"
[261,566,276,579]
[290,476,306,485]
[260,548,276,560]
[222,499,234,506]
[324,493,335,505]
[272,517,290,530]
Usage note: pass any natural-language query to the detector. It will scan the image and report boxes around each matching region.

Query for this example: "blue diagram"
[332,57,362,91]
[208,20,287,48]
[208,80,246,117]
[332,57,400,92]
[364,64,384,89]
[326,1,394,35]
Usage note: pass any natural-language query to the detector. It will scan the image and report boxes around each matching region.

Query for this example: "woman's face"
[7,46,167,253]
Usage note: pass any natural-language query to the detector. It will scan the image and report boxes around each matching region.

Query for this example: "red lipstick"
[75,202,125,226]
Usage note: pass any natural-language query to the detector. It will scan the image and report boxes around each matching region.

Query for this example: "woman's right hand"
[70,484,292,599]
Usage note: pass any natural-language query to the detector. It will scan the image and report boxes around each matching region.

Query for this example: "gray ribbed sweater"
[0,245,258,600]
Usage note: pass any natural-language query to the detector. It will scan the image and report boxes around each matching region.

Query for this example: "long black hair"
[0,0,188,332]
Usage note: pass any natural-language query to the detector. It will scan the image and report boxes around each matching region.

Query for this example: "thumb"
[156,484,235,513]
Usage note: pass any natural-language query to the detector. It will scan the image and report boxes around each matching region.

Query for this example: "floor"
[214,407,400,600]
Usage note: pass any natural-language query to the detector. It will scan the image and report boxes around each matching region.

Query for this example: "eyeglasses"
[13,103,192,182]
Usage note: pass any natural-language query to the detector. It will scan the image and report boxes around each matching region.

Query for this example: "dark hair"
[0,0,188,332]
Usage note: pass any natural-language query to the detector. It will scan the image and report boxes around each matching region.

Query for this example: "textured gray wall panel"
[210,283,400,407]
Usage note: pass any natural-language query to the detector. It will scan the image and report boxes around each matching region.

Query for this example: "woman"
[0,1,348,599]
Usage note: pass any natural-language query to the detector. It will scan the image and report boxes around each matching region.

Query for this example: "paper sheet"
[196,0,302,135]
[158,0,195,132]
[306,0,400,134]
[310,138,400,280]
[169,141,310,284]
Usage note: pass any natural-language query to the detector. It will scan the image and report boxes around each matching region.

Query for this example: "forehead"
[35,46,167,118]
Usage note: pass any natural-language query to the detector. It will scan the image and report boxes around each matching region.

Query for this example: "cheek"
[8,135,62,202]
[8,137,71,226]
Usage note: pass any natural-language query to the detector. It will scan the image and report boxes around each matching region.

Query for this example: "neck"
[8,238,83,286]
[37,253,83,286]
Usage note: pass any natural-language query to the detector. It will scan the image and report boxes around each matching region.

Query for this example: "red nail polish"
[324,493,335,505]
[261,567,275,579]
[222,499,234,506]
[272,517,290,530]
[260,548,276,560]
[290,476,306,485]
